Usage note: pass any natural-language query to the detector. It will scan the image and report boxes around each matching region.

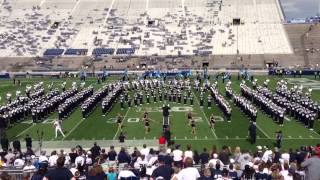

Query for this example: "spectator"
[173,157,200,180]
[31,163,48,180]
[4,148,14,164]
[140,144,150,157]
[172,145,183,167]
[86,164,106,180]
[184,145,193,161]
[212,162,222,179]
[280,162,291,180]
[198,168,211,180]
[25,134,32,148]
[255,164,270,180]
[241,164,254,179]
[48,150,58,167]
[69,148,78,164]
[272,147,281,163]
[0,135,9,152]
[218,146,230,165]
[233,146,241,162]
[151,155,174,180]
[199,148,209,165]
[12,139,21,152]
[118,147,131,164]
[118,164,136,179]
[210,145,217,159]
[159,134,166,149]
[44,156,75,180]
[301,145,320,180]
[75,151,85,168]
[107,167,117,180]
[108,146,117,166]
[237,150,252,170]
[23,160,36,171]
[193,150,200,165]
[90,142,101,159]
[39,151,48,163]
[228,164,238,179]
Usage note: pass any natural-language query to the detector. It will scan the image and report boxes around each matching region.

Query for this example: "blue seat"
[116,48,135,55]
[43,49,64,56]
[65,49,88,55]
[92,48,115,55]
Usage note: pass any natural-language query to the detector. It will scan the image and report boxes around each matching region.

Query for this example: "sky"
[280,0,319,20]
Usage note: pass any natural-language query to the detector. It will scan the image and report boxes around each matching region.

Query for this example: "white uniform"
[54,120,65,138]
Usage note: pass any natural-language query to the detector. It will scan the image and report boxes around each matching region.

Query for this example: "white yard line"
[62,119,84,141]
[192,91,218,139]
[284,116,291,121]
[15,124,35,139]
[255,123,272,139]
[113,107,131,140]
[70,0,81,15]
[104,0,116,24]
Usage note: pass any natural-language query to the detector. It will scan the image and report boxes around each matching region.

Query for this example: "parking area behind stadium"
[2,75,320,151]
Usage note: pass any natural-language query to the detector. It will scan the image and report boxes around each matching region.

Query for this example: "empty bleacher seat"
[43,49,64,56]
[64,49,88,55]
[92,48,115,55]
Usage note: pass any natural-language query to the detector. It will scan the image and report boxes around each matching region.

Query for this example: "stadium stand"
[0,143,319,179]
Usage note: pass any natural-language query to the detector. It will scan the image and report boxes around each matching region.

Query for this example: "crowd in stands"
[0,142,320,180]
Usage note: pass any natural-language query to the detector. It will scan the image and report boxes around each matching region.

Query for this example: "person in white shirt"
[184,145,193,161]
[13,158,24,168]
[118,164,136,179]
[48,151,58,167]
[54,120,65,138]
[75,153,85,168]
[173,157,200,180]
[281,151,290,164]
[140,144,150,157]
[23,160,36,171]
[208,154,224,168]
[38,151,48,163]
[280,163,293,180]
[172,145,183,167]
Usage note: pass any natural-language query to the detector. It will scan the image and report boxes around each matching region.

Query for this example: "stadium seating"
[116,48,135,55]
[92,48,115,56]
[43,49,64,56]
[64,49,88,56]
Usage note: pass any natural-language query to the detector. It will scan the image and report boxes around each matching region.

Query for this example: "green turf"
[1,75,320,151]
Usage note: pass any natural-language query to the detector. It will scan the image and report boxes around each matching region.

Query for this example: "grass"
[1,75,320,151]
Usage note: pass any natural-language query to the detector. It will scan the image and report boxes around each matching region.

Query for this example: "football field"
[2,75,320,151]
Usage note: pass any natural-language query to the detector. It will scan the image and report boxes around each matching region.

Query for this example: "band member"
[120,94,125,110]
[183,93,188,104]
[117,113,123,131]
[190,94,194,105]
[207,95,212,109]
[153,94,157,103]
[54,119,65,138]
[210,114,215,129]
[200,95,204,108]
[146,93,150,104]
